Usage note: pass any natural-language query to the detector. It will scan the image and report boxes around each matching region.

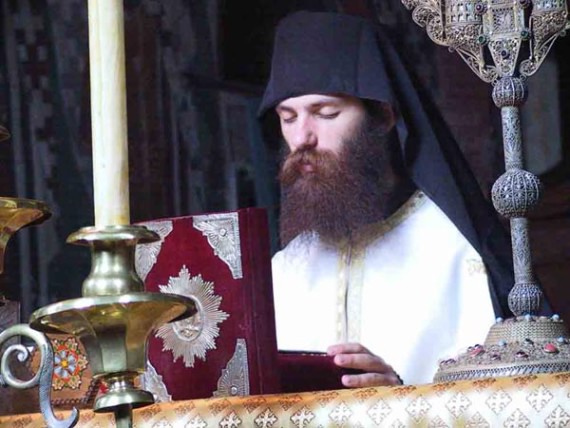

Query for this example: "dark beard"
[278,119,402,247]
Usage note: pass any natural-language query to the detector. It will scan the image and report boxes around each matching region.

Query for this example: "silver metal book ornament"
[401,0,570,380]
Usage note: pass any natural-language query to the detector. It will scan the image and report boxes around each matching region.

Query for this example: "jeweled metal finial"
[402,0,569,82]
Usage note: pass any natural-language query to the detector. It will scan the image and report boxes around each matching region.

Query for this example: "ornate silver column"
[491,77,543,318]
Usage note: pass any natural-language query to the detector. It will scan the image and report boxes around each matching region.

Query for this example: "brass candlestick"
[29,226,197,426]
[23,0,196,424]
[400,0,570,380]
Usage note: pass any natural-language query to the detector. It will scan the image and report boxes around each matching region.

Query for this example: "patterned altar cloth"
[1,372,570,427]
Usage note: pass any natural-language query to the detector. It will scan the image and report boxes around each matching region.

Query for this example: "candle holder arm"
[0,324,79,428]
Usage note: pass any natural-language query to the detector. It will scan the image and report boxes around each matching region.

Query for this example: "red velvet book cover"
[135,208,280,401]
[278,351,363,393]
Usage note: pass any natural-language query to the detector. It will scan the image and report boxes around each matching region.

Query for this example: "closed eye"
[281,115,297,124]
[316,112,340,119]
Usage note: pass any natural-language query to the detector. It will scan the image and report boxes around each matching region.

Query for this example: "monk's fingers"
[341,372,401,388]
[327,342,370,356]
[333,352,389,373]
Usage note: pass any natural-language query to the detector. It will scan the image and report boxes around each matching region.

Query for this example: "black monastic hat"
[260,11,524,318]
[259,12,396,115]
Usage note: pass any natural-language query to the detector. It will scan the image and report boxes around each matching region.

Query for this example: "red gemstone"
[470,346,485,357]
[544,343,559,354]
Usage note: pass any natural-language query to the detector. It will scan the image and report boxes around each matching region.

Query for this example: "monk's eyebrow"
[276,99,342,114]
[309,100,341,110]
[276,105,296,114]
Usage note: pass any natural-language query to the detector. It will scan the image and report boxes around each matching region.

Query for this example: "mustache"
[279,146,340,186]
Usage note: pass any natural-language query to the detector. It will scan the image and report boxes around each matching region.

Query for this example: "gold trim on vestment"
[335,191,427,343]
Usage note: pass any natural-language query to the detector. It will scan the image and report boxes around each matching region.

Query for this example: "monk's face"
[275,95,395,246]
[275,94,366,158]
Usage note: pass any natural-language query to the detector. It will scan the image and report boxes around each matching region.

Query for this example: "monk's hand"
[327,342,403,388]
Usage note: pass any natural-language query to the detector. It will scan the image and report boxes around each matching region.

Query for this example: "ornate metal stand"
[400,0,570,381]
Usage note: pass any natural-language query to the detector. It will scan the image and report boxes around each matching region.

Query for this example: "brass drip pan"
[29,292,195,376]
[29,292,196,412]
[0,198,51,274]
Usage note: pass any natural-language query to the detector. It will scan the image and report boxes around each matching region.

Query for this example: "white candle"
[88,0,130,227]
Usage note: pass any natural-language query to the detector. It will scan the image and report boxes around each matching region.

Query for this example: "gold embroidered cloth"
[2,372,570,427]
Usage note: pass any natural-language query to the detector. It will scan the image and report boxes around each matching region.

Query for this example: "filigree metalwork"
[435,315,570,382]
[0,324,79,428]
[401,0,443,41]
[500,106,524,169]
[135,221,174,282]
[140,361,172,403]
[521,0,569,76]
[492,77,527,108]
[403,0,569,81]
[492,169,542,217]
[213,338,250,397]
[193,212,243,279]
[155,265,229,367]
[510,218,538,282]
[508,281,543,316]
[484,1,526,76]
[445,0,497,79]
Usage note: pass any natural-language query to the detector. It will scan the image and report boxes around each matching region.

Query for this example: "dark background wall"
[0,0,569,322]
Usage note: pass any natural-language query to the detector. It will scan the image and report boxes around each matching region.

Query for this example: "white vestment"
[272,191,495,385]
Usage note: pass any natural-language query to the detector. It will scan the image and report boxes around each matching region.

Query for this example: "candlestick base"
[95,375,154,412]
